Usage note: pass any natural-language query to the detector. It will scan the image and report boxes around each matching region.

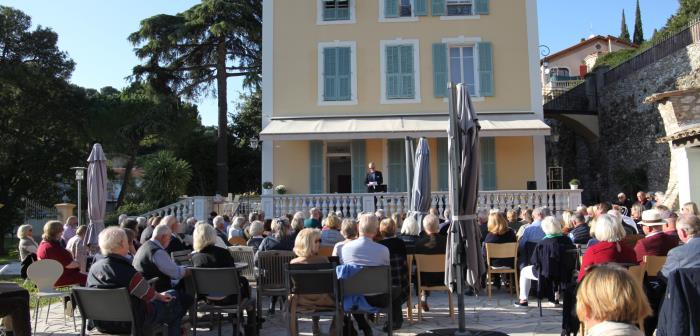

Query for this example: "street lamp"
[249,137,261,150]
[71,167,87,226]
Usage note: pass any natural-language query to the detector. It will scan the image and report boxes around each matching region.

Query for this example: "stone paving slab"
[30,290,563,335]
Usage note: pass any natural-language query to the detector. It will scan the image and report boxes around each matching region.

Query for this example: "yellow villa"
[259,0,580,217]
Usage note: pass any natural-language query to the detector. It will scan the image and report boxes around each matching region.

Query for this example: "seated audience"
[378,218,409,310]
[258,217,295,252]
[375,209,385,222]
[613,192,634,213]
[560,210,575,234]
[320,214,344,246]
[633,209,679,264]
[289,228,335,335]
[304,208,322,229]
[332,219,358,263]
[414,214,447,310]
[635,191,653,210]
[518,207,550,268]
[630,203,644,225]
[681,201,699,216]
[568,213,591,245]
[608,209,638,235]
[61,216,78,245]
[190,223,256,334]
[36,220,86,286]
[398,216,421,254]
[578,214,637,282]
[342,214,401,333]
[123,228,138,257]
[161,215,187,254]
[133,224,190,292]
[88,227,186,336]
[140,216,162,245]
[476,209,489,242]
[657,206,680,239]
[227,216,246,239]
[391,213,404,233]
[438,208,452,235]
[290,211,305,239]
[246,220,265,253]
[183,217,197,236]
[660,214,700,279]
[576,264,651,336]
[506,209,522,233]
[212,215,231,246]
[17,224,38,262]
[66,225,88,260]
[483,212,517,270]
[515,216,575,307]
[135,216,148,237]
[515,208,534,239]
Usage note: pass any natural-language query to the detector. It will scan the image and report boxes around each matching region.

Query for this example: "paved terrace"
[31,290,563,336]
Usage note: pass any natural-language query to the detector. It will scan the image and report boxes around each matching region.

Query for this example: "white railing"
[262,189,583,219]
[139,196,215,223]
[542,79,585,101]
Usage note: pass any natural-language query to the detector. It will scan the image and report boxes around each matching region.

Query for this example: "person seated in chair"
[191,223,257,334]
[413,214,447,311]
[633,209,679,264]
[88,227,185,336]
[37,220,86,287]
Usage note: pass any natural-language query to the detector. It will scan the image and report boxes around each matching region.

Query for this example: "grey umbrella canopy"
[444,83,485,333]
[406,137,431,225]
[84,143,107,248]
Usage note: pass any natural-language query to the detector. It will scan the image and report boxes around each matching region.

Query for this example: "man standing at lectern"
[365,162,383,193]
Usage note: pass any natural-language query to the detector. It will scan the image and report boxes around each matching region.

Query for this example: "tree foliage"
[633,0,644,45]
[129,0,262,195]
[141,151,192,208]
[619,9,631,43]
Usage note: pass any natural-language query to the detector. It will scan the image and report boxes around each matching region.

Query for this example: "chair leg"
[514,272,520,299]
[417,290,423,321]
[406,285,413,322]
[192,306,198,336]
[81,317,87,336]
[46,300,51,324]
[34,297,40,332]
[217,312,222,336]
[486,273,492,298]
[448,291,454,320]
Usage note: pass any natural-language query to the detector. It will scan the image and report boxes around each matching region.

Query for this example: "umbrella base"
[417,328,508,336]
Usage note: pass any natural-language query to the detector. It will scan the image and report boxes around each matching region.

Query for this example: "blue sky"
[4,0,679,126]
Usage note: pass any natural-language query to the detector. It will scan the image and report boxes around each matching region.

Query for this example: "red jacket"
[578,241,637,281]
[37,240,87,287]
[633,232,679,263]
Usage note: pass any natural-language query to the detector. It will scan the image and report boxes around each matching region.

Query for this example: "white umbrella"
[84,143,107,248]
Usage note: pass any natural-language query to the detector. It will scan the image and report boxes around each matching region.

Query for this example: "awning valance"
[260,115,550,140]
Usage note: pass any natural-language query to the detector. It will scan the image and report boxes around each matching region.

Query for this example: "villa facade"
[260,0,548,196]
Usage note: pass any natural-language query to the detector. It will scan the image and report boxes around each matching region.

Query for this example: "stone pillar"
[191,196,213,222]
[54,203,76,223]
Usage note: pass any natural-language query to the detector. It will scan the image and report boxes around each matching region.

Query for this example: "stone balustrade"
[140,196,214,224]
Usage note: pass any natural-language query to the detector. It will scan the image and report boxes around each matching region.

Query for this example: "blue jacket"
[336,264,380,313]
[657,267,700,336]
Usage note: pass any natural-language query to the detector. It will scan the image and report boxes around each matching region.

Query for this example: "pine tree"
[633,0,644,45]
[619,9,631,42]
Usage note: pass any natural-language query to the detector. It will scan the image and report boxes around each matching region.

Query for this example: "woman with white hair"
[228,216,246,239]
[578,214,637,281]
[398,215,421,254]
[17,224,38,262]
[515,216,576,307]
[246,221,265,252]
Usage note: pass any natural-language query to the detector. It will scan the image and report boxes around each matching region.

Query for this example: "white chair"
[26,259,75,331]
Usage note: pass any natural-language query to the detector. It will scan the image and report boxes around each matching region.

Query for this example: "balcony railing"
[543,78,585,102]
[261,189,583,219]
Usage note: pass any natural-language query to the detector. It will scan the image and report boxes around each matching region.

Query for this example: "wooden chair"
[625,265,646,334]
[229,236,247,246]
[318,246,334,257]
[414,254,454,321]
[643,255,667,278]
[621,234,645,248]
[484,243,519,299]
[228,246,256,285]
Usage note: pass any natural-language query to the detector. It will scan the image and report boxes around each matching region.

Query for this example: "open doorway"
[327,142,352,193]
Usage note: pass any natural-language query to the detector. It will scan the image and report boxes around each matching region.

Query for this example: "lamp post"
[71,167,87,226]
[249,137,260,150]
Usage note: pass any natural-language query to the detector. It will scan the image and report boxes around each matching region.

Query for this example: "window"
[448,46,476,96]
[446,0,473,16]
[323,0,350,21]
[381,0,427,21]
[318,41,357,105]
[381,39,421,104]
[399,0,412,17]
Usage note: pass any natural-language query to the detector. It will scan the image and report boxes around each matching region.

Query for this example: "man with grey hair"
[518,207,550,268]
[304,207,322,229]
[477,208,489,242]
[89,226,186,335]
[161,215,187,254]
[212,215,231,246]
[183,217,197,235]
[133,224,190,292]
[118,213,128,227]
[660,215,700,278]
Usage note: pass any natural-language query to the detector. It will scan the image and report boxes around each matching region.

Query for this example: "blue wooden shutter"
[480,137,496,191]
[477,42,494,97]
[323,48,337,101]
[415,0,428,15]
[386,46,400,99]
[399,45,414,98]
[384,0,399,18]
[337,1,350,20]
[387,139,406,192]
[309,141,324,194]
[432,43,448,97]
[475,0,489,14]
[432,0,445,16]
[351,140,366,193]
[437,137,448,191]
[337,47,352,100]
[323,3,336,21]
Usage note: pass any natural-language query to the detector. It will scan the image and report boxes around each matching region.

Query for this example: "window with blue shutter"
[477,42,494,97]
[309,141,324,194]
[323,0,350,21]
[386,45,415,100]
[351,140,366,193]
[387,139,407,192]
[323,47,352,101]
[474,0,489,14]
[432,43,447,97]
[432,0,446,15]
[384,0,399,18]
[437,137,449,191]
[415,0,428,15]
[480,137,496,191]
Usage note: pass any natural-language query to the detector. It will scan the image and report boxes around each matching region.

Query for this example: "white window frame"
[317,41,358,106]
[317,0,356,25]
[380,39,421,104]
[440,0,481,20]
[378,0,419,23]
[442,36,485,101]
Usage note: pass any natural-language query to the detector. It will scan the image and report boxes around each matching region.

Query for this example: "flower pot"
[570,184,579,190]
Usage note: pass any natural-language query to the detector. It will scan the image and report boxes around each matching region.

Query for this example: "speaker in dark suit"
[365,162,384,193]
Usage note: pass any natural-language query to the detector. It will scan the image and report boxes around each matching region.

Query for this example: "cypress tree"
[619,9,631,42]
[633,0,644,45]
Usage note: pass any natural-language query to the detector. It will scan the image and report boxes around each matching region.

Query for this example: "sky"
[3,0,680,126]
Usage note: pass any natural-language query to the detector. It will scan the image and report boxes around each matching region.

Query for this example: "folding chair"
[72,287,167,336]
[643,255,667,278]
[228,246,257,285]
[339,266,394,336]
[190,267,249,336]
[286,263,341,336]
[256,250,296,315]
[414,254,453,321]
[484,243,519,298]
[27,259,76,331]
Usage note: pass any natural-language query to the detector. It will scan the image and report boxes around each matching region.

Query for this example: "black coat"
[365,171,383,192]
[657,268,700,336]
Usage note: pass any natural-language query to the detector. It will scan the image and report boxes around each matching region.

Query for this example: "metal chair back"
[338,265,394,335]
[71,287,149,336]
[228,246,256,282]
[286,263,340,336]
[256,250,296,295]
[190,267,241,297]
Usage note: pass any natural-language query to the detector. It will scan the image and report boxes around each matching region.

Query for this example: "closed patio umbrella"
[444,83,486,334]
[84,143,107,248]
[406,137,431,226]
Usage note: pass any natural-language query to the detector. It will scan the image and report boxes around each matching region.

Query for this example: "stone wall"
[549,42,700,204]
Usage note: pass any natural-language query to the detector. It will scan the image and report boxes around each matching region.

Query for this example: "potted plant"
[569,178,580,190]
[262,181,273,195]
[275,185,287,195]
